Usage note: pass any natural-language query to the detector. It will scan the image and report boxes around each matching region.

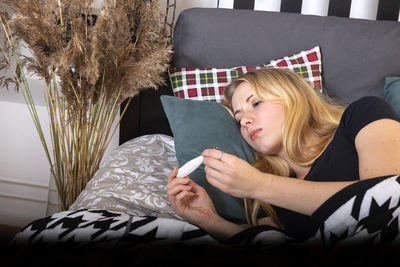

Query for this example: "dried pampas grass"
[0,0,173,210]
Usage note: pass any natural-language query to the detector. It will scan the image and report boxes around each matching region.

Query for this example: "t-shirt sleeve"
[342,96,400,143]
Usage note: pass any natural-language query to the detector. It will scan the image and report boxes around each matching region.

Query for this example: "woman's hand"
[167,168,247,242]
[201,149,263,199]
[167,168,218,227]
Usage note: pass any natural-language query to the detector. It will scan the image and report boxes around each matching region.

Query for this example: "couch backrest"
[172,8,400,103]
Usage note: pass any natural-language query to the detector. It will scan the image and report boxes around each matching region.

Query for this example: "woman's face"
[231,81,286,156]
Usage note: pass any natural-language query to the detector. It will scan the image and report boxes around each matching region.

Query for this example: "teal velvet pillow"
[384,77,400,118]
[160,95,256,223]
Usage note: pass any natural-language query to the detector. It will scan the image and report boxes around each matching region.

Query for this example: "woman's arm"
[201,214,246,242]
[202,150,356,216]
[266,119,400,215]
[252,174,355,216]
[355,119,400,179]
[202,119,400,216]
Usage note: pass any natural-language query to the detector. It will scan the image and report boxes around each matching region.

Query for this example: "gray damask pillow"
[70,134,182,220]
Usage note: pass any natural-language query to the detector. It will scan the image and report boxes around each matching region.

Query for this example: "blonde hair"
[223,68,345,227]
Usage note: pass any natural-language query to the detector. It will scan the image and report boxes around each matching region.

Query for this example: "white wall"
[0,86,120,227]
[0,43,119,227]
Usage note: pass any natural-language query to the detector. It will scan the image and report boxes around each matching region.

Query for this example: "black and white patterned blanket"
[9,175,400,265]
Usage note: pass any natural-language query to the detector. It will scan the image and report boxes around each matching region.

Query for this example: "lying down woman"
[166,67,400,242]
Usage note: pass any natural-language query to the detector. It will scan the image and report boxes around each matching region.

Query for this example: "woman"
[166,68,400,241]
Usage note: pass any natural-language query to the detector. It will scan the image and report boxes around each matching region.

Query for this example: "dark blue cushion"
[384,77,400,118]
[161,95,256,223]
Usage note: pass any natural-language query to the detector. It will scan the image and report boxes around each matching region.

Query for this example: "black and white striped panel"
[218,0,400,21]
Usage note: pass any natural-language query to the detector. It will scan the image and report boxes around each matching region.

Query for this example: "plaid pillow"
[168,46,322,102]
[265,46,322,91]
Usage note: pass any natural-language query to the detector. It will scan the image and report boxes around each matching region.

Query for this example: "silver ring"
[218,151,223,161]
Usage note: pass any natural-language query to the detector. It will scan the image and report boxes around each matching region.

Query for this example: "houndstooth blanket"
[10,175,400,265]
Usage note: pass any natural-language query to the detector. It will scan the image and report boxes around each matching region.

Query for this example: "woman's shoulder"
[348,96,388,109]
[340,96,399,141]
[344,96,398,118]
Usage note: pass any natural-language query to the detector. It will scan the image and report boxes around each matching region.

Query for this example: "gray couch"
[172,8,400,104]
[120,7,400,144]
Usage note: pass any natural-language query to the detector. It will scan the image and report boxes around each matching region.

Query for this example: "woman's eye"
[253,101,262,107]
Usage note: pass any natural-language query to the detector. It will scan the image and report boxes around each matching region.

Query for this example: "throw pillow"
[160,95,256,224]
[384,77,400,118]
[168,46,322,102]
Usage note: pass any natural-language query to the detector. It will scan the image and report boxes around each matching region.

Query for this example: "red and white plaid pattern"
[168,46,322,102]
[168,68,242,102]
[266,46,322,91]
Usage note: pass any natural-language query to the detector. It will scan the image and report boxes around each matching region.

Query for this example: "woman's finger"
[206,174,230,193]
[167,184,192,197]
[168,168,179,183]
[166,177,190,190]
[175,190,195,202]
[202,149,235,175]
[203,166,225,187]
[202,148,228,161]
[203,156,227,177]
[205,156,226,169]
[167,190,176,209]
[204,164,224,176]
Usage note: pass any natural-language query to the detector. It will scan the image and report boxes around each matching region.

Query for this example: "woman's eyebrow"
[233,95,253,117]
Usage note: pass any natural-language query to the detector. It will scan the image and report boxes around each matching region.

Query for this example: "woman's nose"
[240,113,253,127]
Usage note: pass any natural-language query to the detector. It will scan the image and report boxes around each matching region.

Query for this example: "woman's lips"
[250,128,262,141]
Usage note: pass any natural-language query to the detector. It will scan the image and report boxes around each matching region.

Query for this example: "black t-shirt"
[272,96,400,240]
